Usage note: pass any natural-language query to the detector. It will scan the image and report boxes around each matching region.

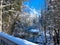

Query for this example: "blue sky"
[23,0,45,16]
[24,0,45,10]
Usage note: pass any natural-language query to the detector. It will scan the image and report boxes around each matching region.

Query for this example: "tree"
[2,0,27,34]
[41,0,60,45]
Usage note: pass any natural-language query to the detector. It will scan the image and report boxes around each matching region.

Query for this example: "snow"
[29,29,39,33]
[0,32,38,45]
[36,30,54,45]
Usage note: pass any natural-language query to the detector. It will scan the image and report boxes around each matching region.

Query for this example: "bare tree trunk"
[44,26,47,45]
[53,29,59,45]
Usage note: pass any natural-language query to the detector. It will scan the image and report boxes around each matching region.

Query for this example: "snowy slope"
[0,32,38,45]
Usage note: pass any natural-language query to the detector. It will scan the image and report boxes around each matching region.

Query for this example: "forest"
[0,0,60,45]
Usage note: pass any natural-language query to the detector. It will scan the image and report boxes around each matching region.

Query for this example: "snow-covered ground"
[0,30,55,45]
[0,32,38,45]
[36,30,54,45]
[29,29,40,33]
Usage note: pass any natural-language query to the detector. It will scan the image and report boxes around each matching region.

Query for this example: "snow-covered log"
[0,32,38,45]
